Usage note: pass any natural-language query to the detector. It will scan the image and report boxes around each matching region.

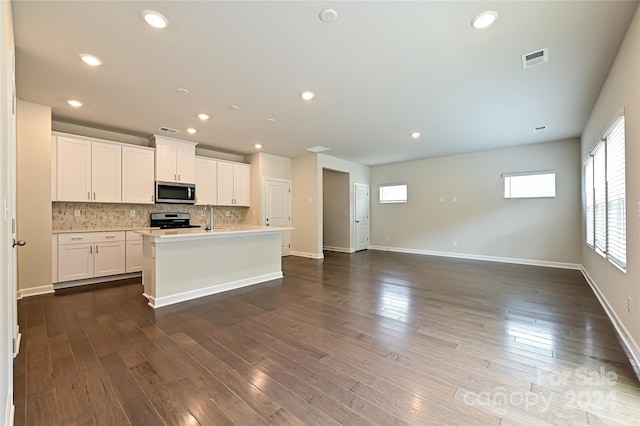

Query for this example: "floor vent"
[522,48,548,69]
[159,126,179,134]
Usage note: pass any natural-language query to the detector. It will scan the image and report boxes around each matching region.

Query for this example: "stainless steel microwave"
[155,181,196,204]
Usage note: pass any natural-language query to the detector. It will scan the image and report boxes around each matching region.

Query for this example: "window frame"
[378,183,408,204]
[502,170,556,199]
[584,113,626,271]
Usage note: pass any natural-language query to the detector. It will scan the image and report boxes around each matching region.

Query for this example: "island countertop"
[136,225,293,242]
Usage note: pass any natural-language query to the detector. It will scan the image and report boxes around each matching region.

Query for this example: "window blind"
[606,116,626,268]
[592,141,606,255]
[585,157,594,247]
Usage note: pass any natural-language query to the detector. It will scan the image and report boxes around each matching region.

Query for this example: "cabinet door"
[155,143,177,182]
[176,146,196,183]
[51,135,57,201]
[58,243,94,282]
[91,141,122,202]
[94,241,126,277]
[125,240,143,273]
[122,146,155,204]
[216,161,234,206]
[57,136,92,202]
[233,163,251,206]
[195,157,217,205]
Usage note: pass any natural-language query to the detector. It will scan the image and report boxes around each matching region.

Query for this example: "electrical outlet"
[452,240,458,247]
[74,209,81,217]
[129,210,136,217]
[385,236,390,242]
[226,210,231,217]
[452,196,458,203]
[628,297,632,314]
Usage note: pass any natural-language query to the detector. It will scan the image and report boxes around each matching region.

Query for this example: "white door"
[264,178,291,256]
[355,183,369,251]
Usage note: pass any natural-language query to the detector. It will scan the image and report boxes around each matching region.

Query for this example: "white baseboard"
[323,246,355,253]
[369,245,581,270]
[290,251,324,259]
[580,267,640,379]
[17,284,54,299]
[149,272,284,309]
[5,392,14,426]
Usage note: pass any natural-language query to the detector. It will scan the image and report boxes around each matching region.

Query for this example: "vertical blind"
[606,116,626,268]
[584,114,626,270]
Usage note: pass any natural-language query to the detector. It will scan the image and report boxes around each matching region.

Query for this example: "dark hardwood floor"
[14,251,640,425]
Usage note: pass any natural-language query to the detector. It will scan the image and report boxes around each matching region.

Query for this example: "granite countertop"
[136,225,293,241]
[52,227,159,234]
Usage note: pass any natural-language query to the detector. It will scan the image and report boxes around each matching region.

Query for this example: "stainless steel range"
[150,212,200,229]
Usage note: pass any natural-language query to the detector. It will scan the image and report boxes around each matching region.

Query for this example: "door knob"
[12,239,26,247]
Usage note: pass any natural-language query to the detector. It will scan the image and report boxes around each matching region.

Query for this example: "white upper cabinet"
[57,135,92,202]
[217,161,250,206]
[152,135,197,183]
[122,145,155,204]
[195,156,218,205]
[51,135,57,201]
[91,141,122,202]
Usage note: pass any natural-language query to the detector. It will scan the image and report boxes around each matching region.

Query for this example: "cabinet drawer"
[59,231,125,244]
[126,230,143,242]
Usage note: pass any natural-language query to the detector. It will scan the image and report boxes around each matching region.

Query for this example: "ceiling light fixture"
[265,118,276,123]
[471,11,498,29]
[228,105,240,111]
[67,99,83,107]
[142,10,169,29]
[305,145,329,153]
[186,128,197,134]
[79,54,102,66]
[319,9,338,23]
[176,88,189,94]
[198,113,209,121]
[410,132,421,139]
[255,144,263,149]
[301,91,315,101]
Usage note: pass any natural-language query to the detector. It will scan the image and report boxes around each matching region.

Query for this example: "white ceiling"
[12,1,638,166]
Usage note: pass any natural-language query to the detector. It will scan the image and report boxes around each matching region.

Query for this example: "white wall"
[0,1,14,423]
[371,139,581,266]
[581,5,640,361]
[323,169,350,250]
[17,101,51,293]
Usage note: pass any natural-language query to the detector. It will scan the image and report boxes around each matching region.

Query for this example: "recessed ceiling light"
[142,10,169,29]
[197,113,209,121]
[265,118,276,123]
[67,99,83,107]
[471,11,498,29]
[186,128,197,134]
[228,105,240,111]
[79,54,102,66]
[319,9,338,23]
[255,144,263,149]
[301,91,315,101]
[410,132,421,139]
[305,145,329,153]
[176,88,189,94]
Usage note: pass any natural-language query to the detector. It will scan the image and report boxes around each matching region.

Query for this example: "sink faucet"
[204,205,214,231]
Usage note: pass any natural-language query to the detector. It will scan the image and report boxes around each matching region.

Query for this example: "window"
[379,184,407,203]
[584,115,626,270]
[503,171,556,198]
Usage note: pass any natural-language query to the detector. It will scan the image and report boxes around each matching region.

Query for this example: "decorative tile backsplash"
[52,202,248,231]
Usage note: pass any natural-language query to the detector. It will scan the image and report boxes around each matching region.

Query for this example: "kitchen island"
[136,225,292,308]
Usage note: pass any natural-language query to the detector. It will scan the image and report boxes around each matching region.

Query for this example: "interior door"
[355,183,369,251]
[264,178,291,256]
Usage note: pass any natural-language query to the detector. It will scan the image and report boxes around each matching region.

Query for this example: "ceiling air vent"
[159,126,179,134]
[305,145,330,153]
[522,48,548,69]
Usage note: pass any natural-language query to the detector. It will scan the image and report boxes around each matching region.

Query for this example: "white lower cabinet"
[125,231,143,273]
[57,231,126,282]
